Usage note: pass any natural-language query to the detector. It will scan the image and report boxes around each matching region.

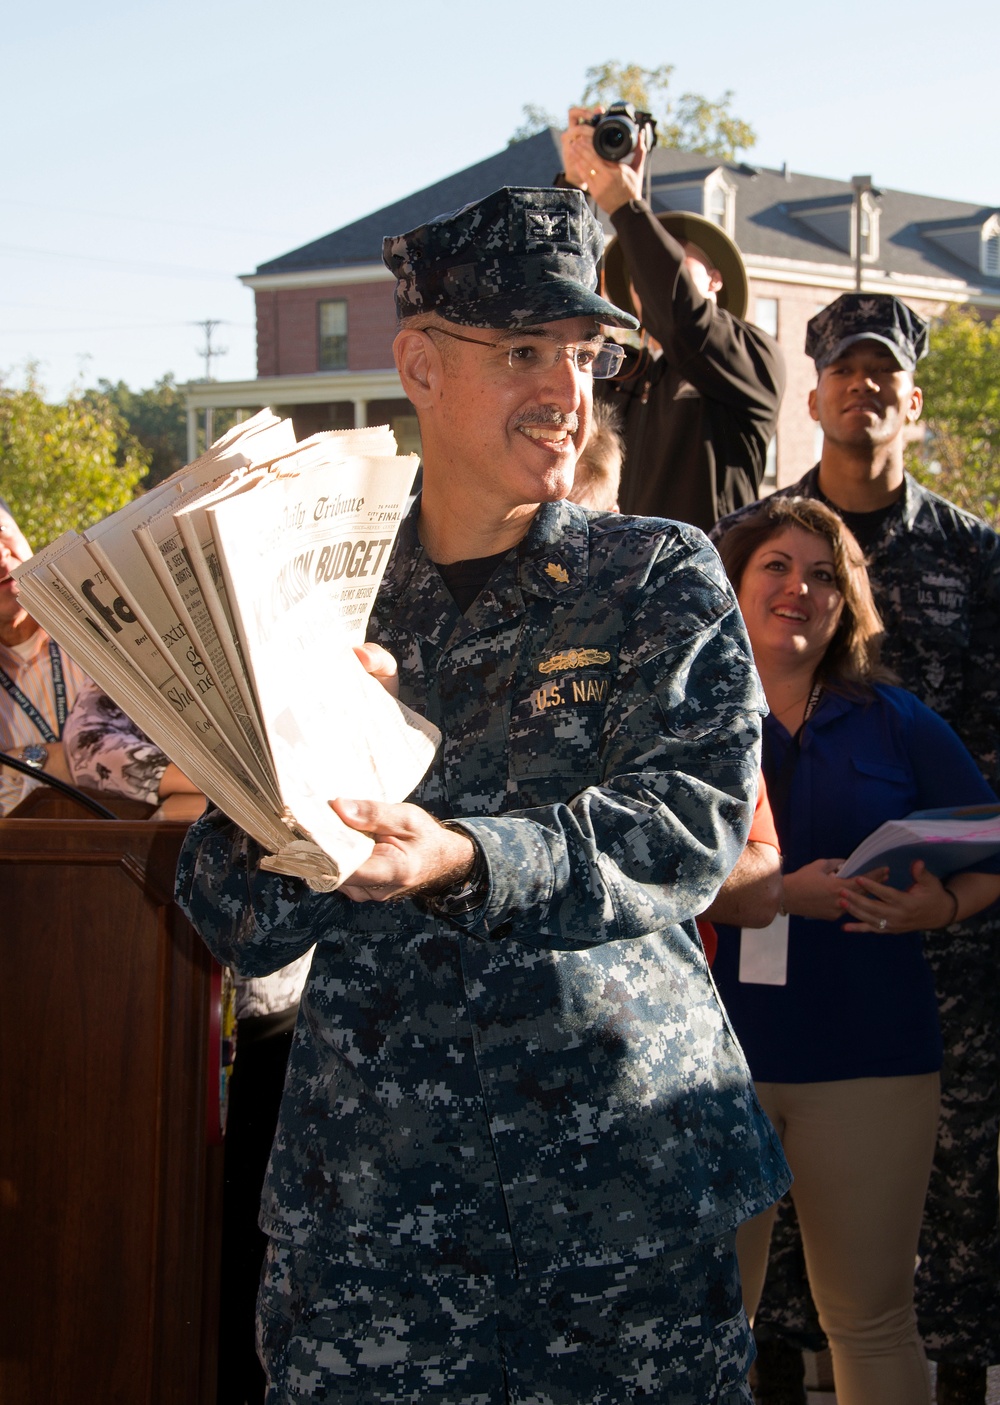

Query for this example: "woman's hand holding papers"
[840,860,1000,933]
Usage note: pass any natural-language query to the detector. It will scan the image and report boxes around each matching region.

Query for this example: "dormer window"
[983,217,1000,276]
[704,173,736,237]
[652,167,735,236]
[921,211,1000,276]
[787,195,855,255]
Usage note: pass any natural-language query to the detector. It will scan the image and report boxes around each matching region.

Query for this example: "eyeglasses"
[422,325,626,379]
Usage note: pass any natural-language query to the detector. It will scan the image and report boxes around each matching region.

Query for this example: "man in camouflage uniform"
[714,292,1000,1405]
[177,186,790,1404]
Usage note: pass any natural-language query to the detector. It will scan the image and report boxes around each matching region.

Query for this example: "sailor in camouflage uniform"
[714,292,1000,1405]
[177,185,790,1404]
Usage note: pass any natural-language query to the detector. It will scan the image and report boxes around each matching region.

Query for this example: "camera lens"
[593,117,637,162]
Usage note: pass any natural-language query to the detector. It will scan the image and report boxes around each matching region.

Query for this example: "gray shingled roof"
[255,130,565,273]
[256,130,1000,290]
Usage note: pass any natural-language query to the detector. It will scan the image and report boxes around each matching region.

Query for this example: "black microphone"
[0,750,118,819]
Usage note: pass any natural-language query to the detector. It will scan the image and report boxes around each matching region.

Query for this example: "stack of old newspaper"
[11,410,439,890]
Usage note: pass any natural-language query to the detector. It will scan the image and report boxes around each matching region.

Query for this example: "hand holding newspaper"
[12,413,440,890]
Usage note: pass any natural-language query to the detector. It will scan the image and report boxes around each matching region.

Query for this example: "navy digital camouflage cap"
[382,187,639,331]
[806,293,929,372]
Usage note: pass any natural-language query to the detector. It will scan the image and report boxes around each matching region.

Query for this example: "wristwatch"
[19,743,49,772]
[419,824,490,919]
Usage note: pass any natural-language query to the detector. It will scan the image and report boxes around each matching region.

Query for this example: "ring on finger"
[877,917,888,931]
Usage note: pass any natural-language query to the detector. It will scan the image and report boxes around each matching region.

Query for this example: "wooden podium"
[0,800,222,1405]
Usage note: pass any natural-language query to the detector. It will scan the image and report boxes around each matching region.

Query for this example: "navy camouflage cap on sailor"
[806,293,929,372]
[382,186,639,331]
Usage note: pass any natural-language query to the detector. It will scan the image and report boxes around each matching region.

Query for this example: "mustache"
[513,407,580,433]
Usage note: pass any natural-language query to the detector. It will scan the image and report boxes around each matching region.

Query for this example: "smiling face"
[0,510,33,636]
[809,338,922,452]
[737,525,845,674]
[410,315,597,518]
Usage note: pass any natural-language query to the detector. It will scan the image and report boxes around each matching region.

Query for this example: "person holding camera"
[560,105,785,532]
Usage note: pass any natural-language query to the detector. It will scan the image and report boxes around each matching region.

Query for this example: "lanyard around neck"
[763,681,823,831]
[0,640,67,742]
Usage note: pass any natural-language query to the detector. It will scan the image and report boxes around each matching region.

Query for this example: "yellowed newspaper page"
[11,536,292,851]
[206,452,438,886]
[136,425,400,769]
[134,491,276,787]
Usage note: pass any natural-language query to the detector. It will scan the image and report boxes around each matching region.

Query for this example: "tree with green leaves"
[0,369,148,548]
[908,306,1000,529]
[94,375,242,490]
[91,374,189,490]
[509,103,560,144]
[510,60,756,159]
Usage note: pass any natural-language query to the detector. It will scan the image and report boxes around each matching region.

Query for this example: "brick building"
[187,128,1000,485]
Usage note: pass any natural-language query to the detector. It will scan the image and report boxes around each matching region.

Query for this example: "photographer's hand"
[561,105,647,215]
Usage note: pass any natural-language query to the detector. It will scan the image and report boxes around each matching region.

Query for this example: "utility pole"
[194,319,228,448]
[851,175,873,292]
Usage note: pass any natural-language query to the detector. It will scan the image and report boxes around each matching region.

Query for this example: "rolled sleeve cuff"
[438,816,556,937]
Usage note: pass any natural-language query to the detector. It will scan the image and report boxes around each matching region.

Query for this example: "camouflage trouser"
[257,1233,754,1403]
[753,922,1000,1367]
[916,934,1000,1361]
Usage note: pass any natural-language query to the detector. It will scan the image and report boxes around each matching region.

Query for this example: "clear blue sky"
[4,0,996,400]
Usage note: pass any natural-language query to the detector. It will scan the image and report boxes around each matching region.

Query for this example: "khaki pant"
[738,1074,939,1405]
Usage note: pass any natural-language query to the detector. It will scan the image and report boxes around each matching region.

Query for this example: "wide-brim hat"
[603,210,749,321]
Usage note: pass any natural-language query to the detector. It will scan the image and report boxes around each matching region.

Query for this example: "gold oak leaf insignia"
[544,562,570,584]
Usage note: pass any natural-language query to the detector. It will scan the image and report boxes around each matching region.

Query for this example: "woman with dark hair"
[713,496,1000,1405]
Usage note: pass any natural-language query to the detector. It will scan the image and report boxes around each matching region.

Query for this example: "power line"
[0,195,304,241]
[0,241,233,280]
[194,319,228,381]
[0,320,253,336]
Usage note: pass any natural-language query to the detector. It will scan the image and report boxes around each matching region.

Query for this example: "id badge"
[738,913,789,985]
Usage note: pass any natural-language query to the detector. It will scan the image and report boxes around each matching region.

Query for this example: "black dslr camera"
[587,102,658,162]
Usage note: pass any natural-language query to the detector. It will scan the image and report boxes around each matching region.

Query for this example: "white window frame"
[754,297,779,338]
[318,299,348,371]
[704,173,736,237]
